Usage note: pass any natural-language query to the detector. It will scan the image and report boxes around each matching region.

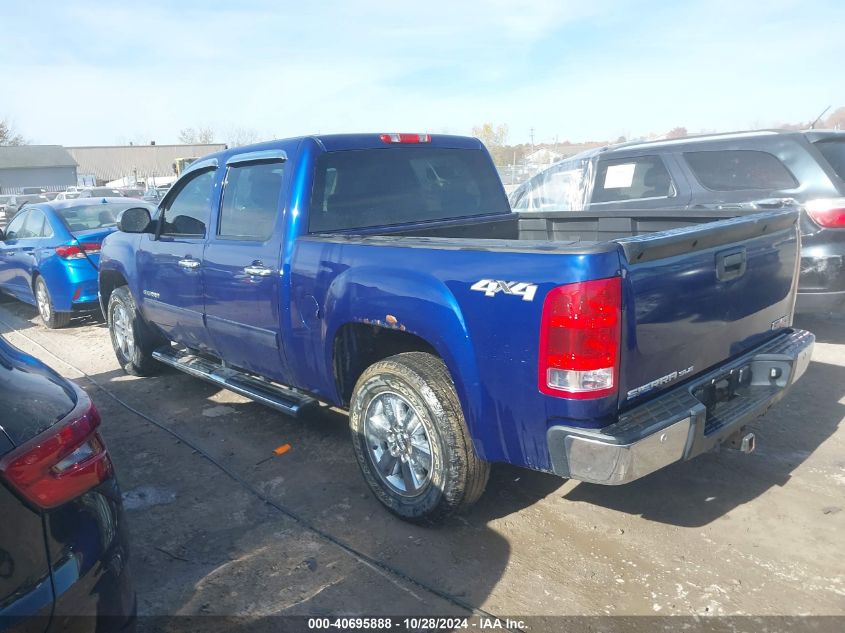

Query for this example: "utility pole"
[529,127,535,149]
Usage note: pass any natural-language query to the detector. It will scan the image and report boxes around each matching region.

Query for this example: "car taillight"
[538,276,622,399]
[55,242,100,259]
[0,399,113,508]
[379,133,431,144]
[805,198,845,228]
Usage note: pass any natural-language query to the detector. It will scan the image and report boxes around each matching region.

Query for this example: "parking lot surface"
[0,300,843,621]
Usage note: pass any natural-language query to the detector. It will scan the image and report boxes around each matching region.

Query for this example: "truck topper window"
[308,148,509,233]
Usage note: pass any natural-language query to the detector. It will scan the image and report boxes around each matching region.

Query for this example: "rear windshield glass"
[0,346,74,444]
[309,148,509,232]
[814,139,845,182]
[58,203,153,231]
[684,150,798,191]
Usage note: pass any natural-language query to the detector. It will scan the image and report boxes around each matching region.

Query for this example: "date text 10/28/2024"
[307,617,528,630]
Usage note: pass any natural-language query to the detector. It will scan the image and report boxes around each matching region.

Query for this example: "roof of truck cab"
[313,134,484,152]
[187,134,486,171]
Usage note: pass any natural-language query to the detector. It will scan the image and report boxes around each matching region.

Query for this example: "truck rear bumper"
[547,329,814,485]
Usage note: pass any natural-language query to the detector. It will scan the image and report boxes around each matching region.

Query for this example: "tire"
[107,286,163,376]
[349,352,490,523]
[34,276,71,329]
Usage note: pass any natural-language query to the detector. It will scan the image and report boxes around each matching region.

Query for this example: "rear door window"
[684,150,798,191]
[218,162,284,241]
[23,209,53,238]
[814,139,845,182]
[591,155,674,203]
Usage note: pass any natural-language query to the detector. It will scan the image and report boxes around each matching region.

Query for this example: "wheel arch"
[323,267,487,459]
[98,268,129,315]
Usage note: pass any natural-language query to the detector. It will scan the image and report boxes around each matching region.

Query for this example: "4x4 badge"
[471,279,538,302]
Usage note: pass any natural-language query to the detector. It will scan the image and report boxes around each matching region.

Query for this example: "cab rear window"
[308,148,509,232]
[684,150,798,191]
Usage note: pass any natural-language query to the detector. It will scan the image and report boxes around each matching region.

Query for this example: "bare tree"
[472,123,510,165]
[178,126,216,144]
[472,122,509,147]
[226,127,261,147]
[825,107,845,130]
[0,118,27,146]
[665,126,688,139]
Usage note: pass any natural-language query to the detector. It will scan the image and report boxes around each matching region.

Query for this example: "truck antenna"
[809,105,831,129]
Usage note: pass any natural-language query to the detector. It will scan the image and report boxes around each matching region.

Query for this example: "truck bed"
[321,208,792,261]
[342,208,743,243]
[307,207,800,420]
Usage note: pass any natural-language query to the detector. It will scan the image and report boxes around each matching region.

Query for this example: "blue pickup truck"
[98,133,813,522]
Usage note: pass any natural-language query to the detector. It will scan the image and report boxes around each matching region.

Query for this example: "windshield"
[815,139,845,183]
[309,147,509,232]
[511,154,595,212]
[57,202,154,232]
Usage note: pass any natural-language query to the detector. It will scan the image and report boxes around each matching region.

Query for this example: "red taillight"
[805,198,845,228]
[55,242,100,259]
[0,400,113,508]
[379,133,431,144]
[538,277,622,399]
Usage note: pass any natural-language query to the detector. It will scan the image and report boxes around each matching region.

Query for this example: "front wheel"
[34,276,70,329]
[349,352,490,523]
[107,286,163,376]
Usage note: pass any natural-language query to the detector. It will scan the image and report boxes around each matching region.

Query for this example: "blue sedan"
[0,198,156,328]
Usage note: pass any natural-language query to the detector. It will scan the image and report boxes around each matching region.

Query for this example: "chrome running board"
[152,346,317,417]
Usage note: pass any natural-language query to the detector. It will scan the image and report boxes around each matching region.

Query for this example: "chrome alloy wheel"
[364,392,433,497]
[111,303,134,359]
[35,280,51,322]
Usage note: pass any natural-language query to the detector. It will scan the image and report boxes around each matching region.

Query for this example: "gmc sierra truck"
[98,133,814,522]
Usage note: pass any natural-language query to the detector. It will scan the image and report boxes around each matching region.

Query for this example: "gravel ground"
[0,300,843,626]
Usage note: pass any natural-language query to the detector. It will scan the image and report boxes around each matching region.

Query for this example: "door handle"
[716,248,747,281]
[243,263,273,277]
[178,258,200,270]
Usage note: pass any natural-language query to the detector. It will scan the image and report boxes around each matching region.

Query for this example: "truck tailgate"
[617,210,800,408]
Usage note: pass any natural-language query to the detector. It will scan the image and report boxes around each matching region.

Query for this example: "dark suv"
[510,129,845,313]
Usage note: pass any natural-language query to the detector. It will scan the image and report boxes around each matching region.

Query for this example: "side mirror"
[118,207,153,233]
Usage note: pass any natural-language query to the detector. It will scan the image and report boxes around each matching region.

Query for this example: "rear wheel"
[107,286,163,376]
[34,276,70,329]
[349,352,490,523]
